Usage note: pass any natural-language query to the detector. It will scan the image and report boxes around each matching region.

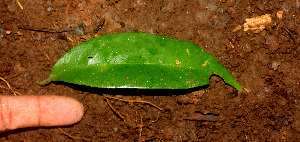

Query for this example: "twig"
[0,86,22,95]
[284,27,297,44]
[105,95,163,111]
[0,77,21,95]
[184,112,218,121]
[6,73,22,79]
[139,116,144,142]
[16,0,23,10]
[43,51,50,60]
[103,94,125,121]
[243,87,250,93]
[94,17,105,34]
[58,128,89,141]
[18,26,74,33]
[0,77,12,89]
[67,36,74,42]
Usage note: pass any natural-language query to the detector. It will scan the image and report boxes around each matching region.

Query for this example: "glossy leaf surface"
[38,33,242,91]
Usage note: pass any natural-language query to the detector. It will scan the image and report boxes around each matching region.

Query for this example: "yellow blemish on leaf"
[202,60,208,67]
[175,60,181,65]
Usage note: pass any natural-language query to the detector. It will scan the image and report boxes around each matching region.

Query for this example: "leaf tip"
[226,79,242,92]
[235,85,242,92]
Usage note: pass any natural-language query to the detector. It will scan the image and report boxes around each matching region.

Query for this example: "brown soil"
[1,0,299,141]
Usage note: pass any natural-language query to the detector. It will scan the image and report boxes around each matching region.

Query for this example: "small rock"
[46,7,51,11]
[265,35,279,52]
[0,28,3,37]
[271,61,280,71]
[0,28,3,41]
[71,23,86,35]
[177,95,193,104]
[8,2,17,13]
[14,64,26,74]
[278,97,287,106]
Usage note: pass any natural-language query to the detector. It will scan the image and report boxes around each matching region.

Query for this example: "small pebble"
[47,7,51,11]
[271,61,279,71]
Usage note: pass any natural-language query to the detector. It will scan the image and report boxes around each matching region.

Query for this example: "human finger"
[0,95,84,132]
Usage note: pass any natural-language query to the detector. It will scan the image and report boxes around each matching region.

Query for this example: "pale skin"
[0,95,84,132]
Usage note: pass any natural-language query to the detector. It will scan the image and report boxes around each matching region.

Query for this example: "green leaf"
[38,33,242,91]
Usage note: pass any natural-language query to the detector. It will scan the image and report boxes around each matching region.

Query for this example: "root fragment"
[58,128,90,141]
[104,95,163,111]
[103,94,163,122]
[103,94,125,121]
[0,77,21,95]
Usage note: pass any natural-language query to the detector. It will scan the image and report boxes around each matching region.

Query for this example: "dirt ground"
[1,0,299,141]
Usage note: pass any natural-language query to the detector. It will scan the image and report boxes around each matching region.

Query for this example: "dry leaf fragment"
[277,11,283,19]
[244,14,272,32]
[17,31,23,36]
[233,25,242,32]
[5,30,11,34]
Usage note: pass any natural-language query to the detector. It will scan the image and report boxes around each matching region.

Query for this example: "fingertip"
[39,95,84,126]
